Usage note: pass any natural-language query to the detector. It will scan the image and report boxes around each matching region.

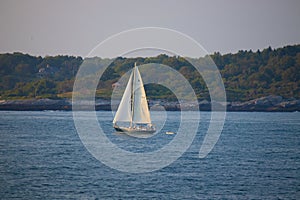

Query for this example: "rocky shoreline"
[0,95,299,112]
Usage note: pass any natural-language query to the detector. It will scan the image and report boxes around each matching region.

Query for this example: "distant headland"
[0,44,299,111]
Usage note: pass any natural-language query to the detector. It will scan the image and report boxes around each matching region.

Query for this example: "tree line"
[0,44,299,101]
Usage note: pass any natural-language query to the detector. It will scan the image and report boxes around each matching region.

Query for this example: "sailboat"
[113,63,155,134]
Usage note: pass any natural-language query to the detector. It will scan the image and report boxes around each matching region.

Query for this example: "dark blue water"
[0,111,299,199]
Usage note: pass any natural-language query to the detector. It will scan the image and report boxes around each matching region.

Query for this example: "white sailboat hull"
[114,125,156,134]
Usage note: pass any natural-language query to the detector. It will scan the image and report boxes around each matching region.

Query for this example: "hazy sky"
[0,0,299,57]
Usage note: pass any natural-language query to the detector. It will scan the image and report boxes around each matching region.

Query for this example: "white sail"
[113,72,133,123]
[132,66,152,124]
[113,63,155,134]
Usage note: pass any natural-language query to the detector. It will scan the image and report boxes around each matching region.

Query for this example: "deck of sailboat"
[114,125,156,134]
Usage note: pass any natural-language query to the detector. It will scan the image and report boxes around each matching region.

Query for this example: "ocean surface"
[0,111,299,199]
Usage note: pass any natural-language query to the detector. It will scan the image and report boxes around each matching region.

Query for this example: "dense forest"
[0,44,299,102]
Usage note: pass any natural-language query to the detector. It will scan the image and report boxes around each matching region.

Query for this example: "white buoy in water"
[165,131,175,135]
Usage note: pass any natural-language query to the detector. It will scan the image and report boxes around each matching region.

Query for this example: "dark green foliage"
[0,44,299,101]
[144,84,175,100]
[0,54,83,99]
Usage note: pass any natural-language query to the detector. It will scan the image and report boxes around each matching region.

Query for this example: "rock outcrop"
[0,99,72,111]
[0,95,299,112]
[227,95,300,112]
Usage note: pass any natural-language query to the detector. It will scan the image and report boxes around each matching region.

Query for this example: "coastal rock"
[0,96,299,112]
[277,100,300,111]
[228,95,300,112]
[0,99,71,111]
[254,95,283,106]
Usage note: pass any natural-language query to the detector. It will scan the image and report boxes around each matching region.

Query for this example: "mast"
[130,62,137,127]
